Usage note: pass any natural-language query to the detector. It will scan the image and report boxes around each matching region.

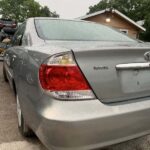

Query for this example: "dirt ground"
[0,62,150,150]
[0,62,46,150]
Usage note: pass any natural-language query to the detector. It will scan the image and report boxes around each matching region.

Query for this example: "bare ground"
[0,62,46,150]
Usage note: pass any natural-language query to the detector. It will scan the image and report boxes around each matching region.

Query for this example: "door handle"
[116,63,150,70]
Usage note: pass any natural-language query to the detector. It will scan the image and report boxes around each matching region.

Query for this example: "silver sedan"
[3,17,150,150]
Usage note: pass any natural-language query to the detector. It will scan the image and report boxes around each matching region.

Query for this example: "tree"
[40,6,59,18]
[0,0,59,22]
[88,0,148,21]
[88,0,110,14]
[140,15,150,42]
[88,0,150,41]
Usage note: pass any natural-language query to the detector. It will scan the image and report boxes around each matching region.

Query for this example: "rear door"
[4,23,26,81]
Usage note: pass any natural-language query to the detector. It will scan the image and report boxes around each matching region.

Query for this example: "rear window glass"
[35,19,136,42]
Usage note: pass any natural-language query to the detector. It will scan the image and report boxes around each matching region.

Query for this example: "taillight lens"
[39,52,95,100]
[39,65,90,91]
[12,24,16,27]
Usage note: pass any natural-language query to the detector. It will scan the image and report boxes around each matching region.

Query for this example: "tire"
[16,94,34,137]
[3,65,8,82]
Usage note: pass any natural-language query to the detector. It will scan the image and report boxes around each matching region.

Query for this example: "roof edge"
[77,9,146,32]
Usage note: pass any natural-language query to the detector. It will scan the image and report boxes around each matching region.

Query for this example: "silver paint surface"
[4,18,150,150]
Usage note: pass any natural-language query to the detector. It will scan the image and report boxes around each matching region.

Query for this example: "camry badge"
[93,66,109,70]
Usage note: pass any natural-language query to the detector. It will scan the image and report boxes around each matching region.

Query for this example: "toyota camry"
[3,17,150,150]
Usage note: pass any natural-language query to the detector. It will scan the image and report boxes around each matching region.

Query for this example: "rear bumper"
[29,98,150,150]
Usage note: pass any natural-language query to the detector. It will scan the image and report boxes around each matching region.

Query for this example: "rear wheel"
[16,95,34,137]
[3,65,8,82]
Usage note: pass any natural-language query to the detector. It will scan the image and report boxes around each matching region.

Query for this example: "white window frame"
[120,29,128,35]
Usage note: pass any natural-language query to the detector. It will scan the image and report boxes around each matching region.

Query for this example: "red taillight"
[0,23,3,26]
[38,52,95,100]
[12,23,16,27]
[39,64,90,91]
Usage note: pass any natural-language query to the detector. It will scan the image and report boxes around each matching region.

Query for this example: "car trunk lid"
[73,47,150,103]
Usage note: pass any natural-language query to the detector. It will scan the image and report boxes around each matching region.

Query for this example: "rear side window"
[12,23,26,46]
[35,19,136,42]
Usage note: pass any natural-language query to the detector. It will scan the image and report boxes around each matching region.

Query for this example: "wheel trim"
[16,95,22,127]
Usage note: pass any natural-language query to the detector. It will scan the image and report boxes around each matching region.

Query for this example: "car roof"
[30,17,96,24]
[34,17,74,20]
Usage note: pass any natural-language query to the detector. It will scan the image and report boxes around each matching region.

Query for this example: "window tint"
[35,19,136,42]
[12,23,26,46]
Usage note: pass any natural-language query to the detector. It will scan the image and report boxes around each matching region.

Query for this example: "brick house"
[78,9,145,39]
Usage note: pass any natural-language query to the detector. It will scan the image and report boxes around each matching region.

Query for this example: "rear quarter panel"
[5,45,49,130]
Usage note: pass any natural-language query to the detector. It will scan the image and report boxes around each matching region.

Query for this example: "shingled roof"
[78,9,146,32]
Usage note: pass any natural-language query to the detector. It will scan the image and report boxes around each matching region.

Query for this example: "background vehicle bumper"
[27,98,150,150]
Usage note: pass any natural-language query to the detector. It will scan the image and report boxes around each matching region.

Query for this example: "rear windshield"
[35,19,136,42]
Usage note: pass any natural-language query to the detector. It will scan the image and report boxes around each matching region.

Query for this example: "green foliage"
[88,0,148,21]
[140,15,150,42]
[88,0,150,41]
[40,6,59,18]
[88,0,110,14]
[0,0,59,22]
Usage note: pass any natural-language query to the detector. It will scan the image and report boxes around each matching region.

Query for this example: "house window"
[120,29,128,35]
